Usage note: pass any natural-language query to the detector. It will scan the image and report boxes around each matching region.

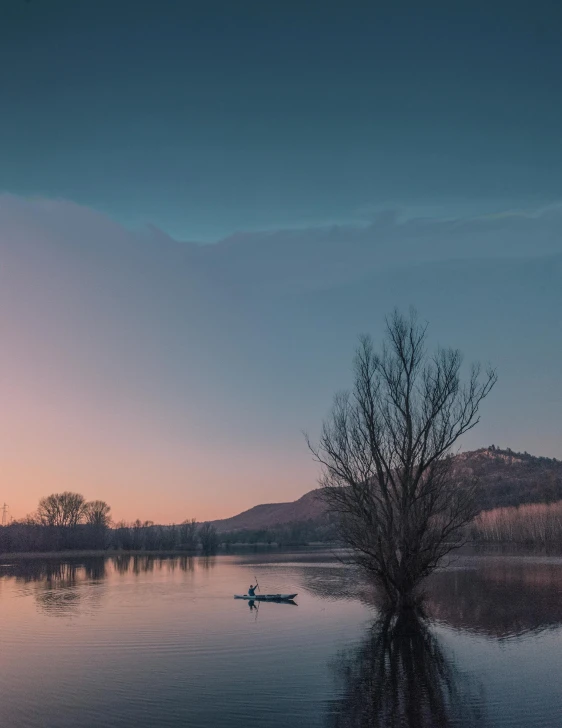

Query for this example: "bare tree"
[307,309,497,609]
[37,492,87,528]
[84,500,112,528]
[84,500,111,549]
[179,518,198,551]
[199,522,219,555]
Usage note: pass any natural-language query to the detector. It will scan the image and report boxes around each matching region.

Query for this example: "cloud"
[1,194,561,520]
[171,201,562,295]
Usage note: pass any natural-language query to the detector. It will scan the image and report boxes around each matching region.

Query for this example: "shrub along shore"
[2,500,562,557]
[470,501,562,548]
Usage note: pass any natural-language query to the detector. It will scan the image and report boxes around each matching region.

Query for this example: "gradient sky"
[1,1,561,522]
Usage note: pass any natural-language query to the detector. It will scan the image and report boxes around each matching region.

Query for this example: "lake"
[1,550,562,727]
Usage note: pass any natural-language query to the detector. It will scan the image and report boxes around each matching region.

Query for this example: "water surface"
[1,550,561,727]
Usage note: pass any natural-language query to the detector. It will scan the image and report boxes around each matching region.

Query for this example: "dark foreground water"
[1,550,562,727]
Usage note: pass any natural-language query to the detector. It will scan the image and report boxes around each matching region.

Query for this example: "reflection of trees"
[329,609,484,728]
[1,555,202,617]
[1,560,83,617]
[37,561,81,617]
[302,557,562,639]
[179,555,195,572]
[198,556,216,570]
[109,554,195,575]
[1,559,105,617]
[112,554,132,574]
[0,559,79,584]
[424,560,562,638]
[84,558,106,581]
[132,554,154,574]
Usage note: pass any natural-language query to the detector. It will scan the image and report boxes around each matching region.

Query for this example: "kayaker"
[248,583,257,597]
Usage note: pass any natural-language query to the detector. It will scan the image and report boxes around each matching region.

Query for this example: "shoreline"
[0,542,340,560]
[2,541,562,561]
[0,549,199,560]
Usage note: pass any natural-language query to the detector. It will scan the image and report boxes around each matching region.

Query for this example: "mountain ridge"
[211,447,562,533]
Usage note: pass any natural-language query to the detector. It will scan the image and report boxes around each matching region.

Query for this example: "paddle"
[254,575,260,593]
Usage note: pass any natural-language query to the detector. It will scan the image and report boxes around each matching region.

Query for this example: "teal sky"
[2,0,562,239]
[1,1,561,521]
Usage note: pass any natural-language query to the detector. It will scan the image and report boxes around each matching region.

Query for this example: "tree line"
[4,487,562,556]
[0,491,219,555]
[221,518,339,547]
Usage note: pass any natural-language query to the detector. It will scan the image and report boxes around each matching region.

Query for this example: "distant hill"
[212,489,325,534]
[212,448,562,533]
[453,447,562,511]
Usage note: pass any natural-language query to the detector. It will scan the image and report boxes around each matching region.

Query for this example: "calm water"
[1,550,562,727]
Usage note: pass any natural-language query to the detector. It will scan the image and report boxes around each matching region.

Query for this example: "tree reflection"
[302,555,562,639]
[329,608,484,728]
[3,560,84,617]
[198,555,216,570]
[0,559,80,585]
[179,555,195,572]
[112,554,132,574]
[424,559,562,638]
[84,557,106,581]
[37,562,82,616]
[1,554,205,617]
[109,554,195,575]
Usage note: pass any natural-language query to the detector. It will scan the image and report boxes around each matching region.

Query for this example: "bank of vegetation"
[0,491,220,555]
[471,501,562,547]
[0,514,333,556]
[4,495,562,558]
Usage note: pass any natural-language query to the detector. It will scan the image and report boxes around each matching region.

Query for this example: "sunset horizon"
[2,192,560,523]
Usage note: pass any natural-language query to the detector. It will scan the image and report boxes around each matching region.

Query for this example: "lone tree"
[37,492,87,528]
[308,309,496,609]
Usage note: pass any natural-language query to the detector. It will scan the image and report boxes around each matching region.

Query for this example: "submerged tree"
[308,309,496,609]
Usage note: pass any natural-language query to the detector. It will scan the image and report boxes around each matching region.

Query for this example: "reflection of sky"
[1,553,562,727]
[0,555,369,728]
[436,625,562,727]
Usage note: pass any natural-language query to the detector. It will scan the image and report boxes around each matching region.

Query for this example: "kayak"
[234,593,297,601]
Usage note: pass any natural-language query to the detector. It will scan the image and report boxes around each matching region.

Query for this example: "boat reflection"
[245,598,297,609]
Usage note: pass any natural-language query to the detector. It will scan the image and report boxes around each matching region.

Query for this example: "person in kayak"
[248,583,257,597]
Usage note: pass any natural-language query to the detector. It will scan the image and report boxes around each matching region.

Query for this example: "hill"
[453,446,562,510]
[212,447,562,533]
[212,489,325,534]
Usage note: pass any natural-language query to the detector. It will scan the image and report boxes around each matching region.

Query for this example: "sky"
[1,1,561,522]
